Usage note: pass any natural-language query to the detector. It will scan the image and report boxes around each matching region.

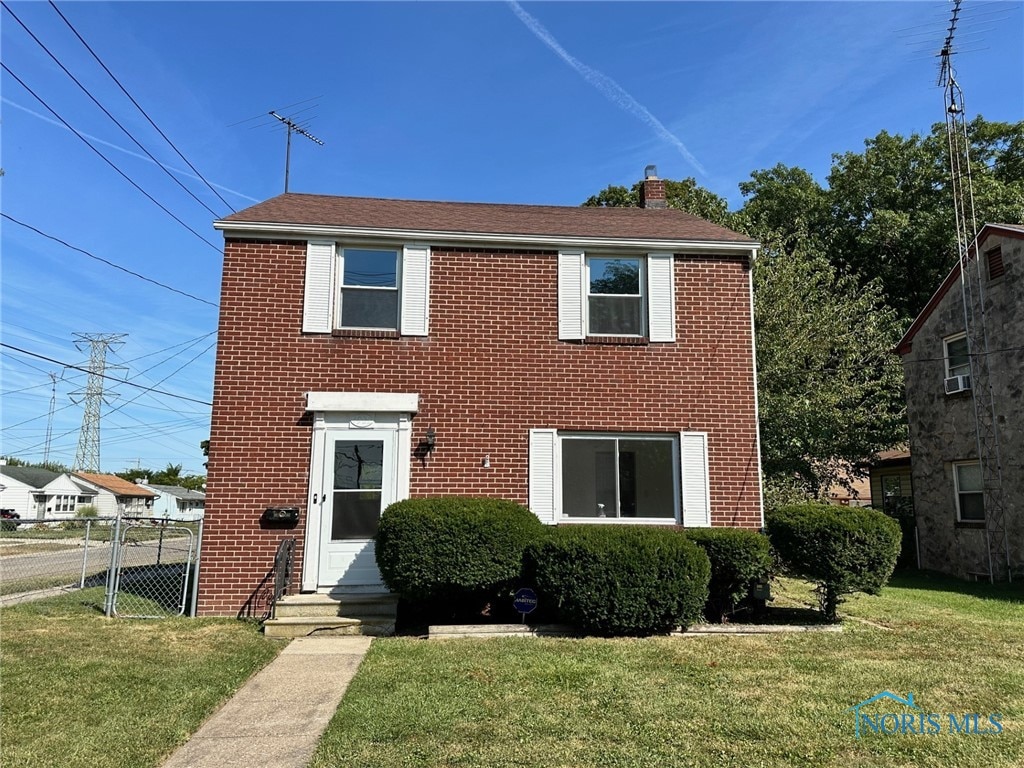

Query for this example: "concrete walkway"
[161,636,372,768]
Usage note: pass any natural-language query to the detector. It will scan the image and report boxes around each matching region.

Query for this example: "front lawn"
[0,589,282,768]
[312,572,1023,767]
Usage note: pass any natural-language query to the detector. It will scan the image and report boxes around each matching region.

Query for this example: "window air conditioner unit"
[944,374,971,394]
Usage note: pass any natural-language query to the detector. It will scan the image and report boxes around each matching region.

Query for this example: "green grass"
[311,571,1024,768]
[0,588,282,768]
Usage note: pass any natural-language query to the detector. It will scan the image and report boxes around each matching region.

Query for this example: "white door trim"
[301,405,414,592]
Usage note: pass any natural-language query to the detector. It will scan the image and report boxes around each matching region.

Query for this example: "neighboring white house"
[136,482,205,521]
[71,472,157,516]
[0,464,97,520]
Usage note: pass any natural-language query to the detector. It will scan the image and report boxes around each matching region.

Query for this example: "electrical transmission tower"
[938,0,1011,581]
[70,333,126,472]
[43,371,59,465]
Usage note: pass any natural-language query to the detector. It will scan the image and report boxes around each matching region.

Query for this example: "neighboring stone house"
[896,223,1023,579]
[198,169,764,616]
[137,482,205,521]
[0,464,97,520]
[72,472,157,517]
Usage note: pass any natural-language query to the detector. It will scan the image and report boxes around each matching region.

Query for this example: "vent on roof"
[987,246,1005,280]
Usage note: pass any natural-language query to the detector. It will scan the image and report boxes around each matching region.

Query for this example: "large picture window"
[560,435,676,519]
[953,461,984,522]
[339,248,399,330]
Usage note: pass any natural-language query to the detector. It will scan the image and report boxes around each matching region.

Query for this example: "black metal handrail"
[270,537,295,620]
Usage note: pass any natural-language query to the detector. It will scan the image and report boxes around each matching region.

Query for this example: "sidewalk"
[161,635,372,768]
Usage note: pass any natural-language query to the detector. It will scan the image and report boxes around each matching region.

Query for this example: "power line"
[1,343,213,405]
[0,62,221,253]
[2,2,220,218]
[2,213,219,308]
[48,0,237,214]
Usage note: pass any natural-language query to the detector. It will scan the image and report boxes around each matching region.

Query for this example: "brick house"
[198,170,764,617]
[896,223,1023,579]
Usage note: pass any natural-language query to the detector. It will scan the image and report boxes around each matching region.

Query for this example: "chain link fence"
[0,515,203,617]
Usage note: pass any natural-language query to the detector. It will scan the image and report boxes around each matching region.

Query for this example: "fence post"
[79,518,92,589]
[104,515,122,617]
[188,515,204,617]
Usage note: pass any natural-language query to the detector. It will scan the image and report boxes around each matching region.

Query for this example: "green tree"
[753,230,906,498]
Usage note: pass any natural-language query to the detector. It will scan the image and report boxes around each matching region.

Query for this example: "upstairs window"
[986,246,1005,280]
[944,333,970,378]
[558,250,675,342]
[340,249,399,330]
[302,242,430,336]
[587,258,643,336]
[953,461,984,522]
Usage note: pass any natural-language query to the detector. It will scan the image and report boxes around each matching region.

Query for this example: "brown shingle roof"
[218,193,756,245]
[73,472,158,497]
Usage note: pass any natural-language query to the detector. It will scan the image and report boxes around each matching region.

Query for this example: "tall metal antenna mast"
[938,0,1011,582]
[269,110,324,193]
[43,371,58,465]
[70,333,127,472]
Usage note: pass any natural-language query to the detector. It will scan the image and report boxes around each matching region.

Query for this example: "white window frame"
[302,241,430,336]
[558,250,676,342]
[944,333,970,378]
[585,257,646,338]
[528,429,710,526]
[337,247,401,331]
[953,461,985,522]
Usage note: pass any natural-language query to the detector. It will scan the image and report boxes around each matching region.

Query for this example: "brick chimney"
[639,164,666,209]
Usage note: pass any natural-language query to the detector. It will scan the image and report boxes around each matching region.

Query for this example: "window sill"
[954,520,986,529]
[331,329,400,339]
[583,335,649,346]
[559,517,678,525]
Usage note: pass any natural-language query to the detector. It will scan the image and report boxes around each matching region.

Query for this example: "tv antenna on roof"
[268,109,324,193]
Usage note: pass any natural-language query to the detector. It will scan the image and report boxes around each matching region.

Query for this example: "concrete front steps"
[264,592,398,639]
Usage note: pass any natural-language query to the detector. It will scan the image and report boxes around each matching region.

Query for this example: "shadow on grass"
[887,568,1023,604]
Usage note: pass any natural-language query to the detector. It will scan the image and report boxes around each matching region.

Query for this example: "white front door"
[315,429,397,587]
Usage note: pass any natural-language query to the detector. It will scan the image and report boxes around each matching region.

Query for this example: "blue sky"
[2,1,1021,476]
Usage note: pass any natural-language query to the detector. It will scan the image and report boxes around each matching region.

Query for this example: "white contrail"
[2,98,261,203]
[508,1,706,177]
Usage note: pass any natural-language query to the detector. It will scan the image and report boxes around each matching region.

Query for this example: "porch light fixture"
[425,427,436,452]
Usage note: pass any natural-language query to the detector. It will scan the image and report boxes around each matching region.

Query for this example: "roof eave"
[212,219,760,257]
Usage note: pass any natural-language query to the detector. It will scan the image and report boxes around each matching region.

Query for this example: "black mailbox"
[262,507,299,525]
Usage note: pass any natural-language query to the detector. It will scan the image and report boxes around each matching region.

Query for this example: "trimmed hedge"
[525,525,710,636]
[375,497,544,606]
[766,503,901,622]
[684,527,774,622]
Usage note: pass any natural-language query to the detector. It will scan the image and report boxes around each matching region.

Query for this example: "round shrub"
[375,497,545,606]
[766,503,901,622]
[684,527,774,622]
[524,525,710,636]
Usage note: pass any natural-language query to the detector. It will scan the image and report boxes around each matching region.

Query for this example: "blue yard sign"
[513,587,538,621]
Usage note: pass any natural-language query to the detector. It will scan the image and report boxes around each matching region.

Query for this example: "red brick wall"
[198,238,762,615]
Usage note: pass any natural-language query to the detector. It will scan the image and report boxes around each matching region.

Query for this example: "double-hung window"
[302,241,430,336]
[953,461,984,522]
[558,250,676,342]
[944,333,970,378]
[339,249,399,330]
[587,258,644,336]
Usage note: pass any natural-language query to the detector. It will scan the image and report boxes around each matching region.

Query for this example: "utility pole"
[268,110,324,193]
[70,333,126,472]
[938,0,1011,582]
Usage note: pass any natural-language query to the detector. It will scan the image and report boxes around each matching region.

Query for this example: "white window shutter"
[681,431,710,527]
[647,252,676,342]
[303,240,336,333]
[557,250,586,340]
[400,244,430,337]
[528,429,559,524]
